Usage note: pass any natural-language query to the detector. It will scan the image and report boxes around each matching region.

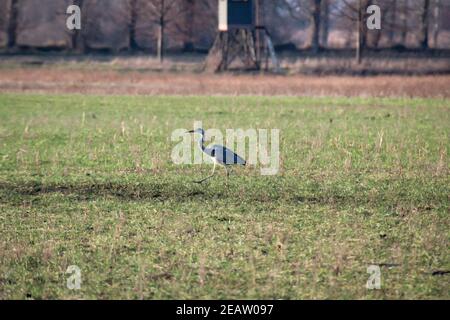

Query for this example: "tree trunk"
[311,0,321,52]
[7,0,19,48]
[400,0,408,45]
[362,0,372,47]
[72,0,85,53]
[255,0,261,67]
[356,0,371,62]
[388,0,397,45]
[157,0,165,63]
[356,0,362,63]
[157,20,164,63]
[371,10,384,49]
[129,0,138,50]
[183,0,195,51]
[420,0,430,49]
[432,0,440,48]
[320,0,329,48]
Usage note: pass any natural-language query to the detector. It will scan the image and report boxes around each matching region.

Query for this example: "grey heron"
[187,128,246,183]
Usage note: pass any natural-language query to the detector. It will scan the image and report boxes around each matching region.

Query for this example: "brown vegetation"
[0,65,449,98]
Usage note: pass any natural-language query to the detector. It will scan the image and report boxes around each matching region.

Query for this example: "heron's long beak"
[187,130,194,134]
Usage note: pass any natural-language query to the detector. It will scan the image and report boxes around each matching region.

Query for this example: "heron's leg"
[222,165,229,186]
[212,161,217,176]
[224,165,230,178]
[195,161,216,184]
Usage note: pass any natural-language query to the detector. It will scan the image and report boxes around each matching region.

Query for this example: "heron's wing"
[211,145,246,165]
[203,147,215,158]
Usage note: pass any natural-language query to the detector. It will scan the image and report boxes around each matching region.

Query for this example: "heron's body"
[188,128,246,183]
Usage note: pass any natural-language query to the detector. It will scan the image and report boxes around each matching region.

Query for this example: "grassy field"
[0,93,448,299]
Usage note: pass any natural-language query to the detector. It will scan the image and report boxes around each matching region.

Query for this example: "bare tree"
[383,0,396,45]
[388,0,430,48]
[432,0,441,47]
[333,0,400,59]
[280,0,327,52]
[129,0,138,49]
[420,0,431,49]
[71,0,85,52]
[137,0,187,62]
[333,0,372,62]
[400,0,409,45]
[320,0,329,47]
[183,0,194,51]
[128,0,215,54]
[401,0,447,49]
[309,0,321,52]
[367,0,402,49]
[7,0,18,48]
[355,0,370,62]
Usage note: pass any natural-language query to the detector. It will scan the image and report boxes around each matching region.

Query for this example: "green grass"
[0,93,448,299]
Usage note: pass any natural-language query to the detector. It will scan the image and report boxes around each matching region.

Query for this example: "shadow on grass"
[0,178,446,211]
[0,180,325,205]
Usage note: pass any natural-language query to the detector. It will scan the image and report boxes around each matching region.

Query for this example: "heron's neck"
[197,134,205,151]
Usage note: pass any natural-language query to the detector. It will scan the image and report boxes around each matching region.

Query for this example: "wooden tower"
[205,0,279,72]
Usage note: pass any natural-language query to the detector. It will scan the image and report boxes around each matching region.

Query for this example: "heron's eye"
[211,149,216,157]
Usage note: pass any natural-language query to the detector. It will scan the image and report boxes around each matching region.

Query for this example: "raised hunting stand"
[205,0,279,72]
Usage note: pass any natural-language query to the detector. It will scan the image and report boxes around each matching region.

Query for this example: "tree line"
[1,0,449,61]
